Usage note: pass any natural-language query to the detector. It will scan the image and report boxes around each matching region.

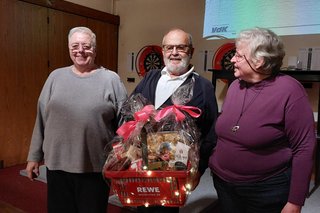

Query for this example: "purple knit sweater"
[209,74,316,206]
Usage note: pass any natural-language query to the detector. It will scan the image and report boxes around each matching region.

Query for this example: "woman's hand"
[25,161,40,181]
[281,202,301,213]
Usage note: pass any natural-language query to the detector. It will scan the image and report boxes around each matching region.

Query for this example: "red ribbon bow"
[116,105,155,141]
[155,105,202,122]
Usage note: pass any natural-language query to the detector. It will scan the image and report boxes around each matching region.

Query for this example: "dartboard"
[221,48,236,71]
[212,43,236,83]
[136,45,164,77]
[143,52,163,71]
[212,42,236,71]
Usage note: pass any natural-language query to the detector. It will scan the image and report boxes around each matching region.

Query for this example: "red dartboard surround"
[212,42,236,83]
[136,45,164,77]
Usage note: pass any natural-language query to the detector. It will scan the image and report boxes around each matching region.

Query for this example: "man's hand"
[188,171,201,191]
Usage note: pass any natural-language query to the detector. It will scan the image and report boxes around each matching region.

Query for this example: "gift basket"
[103,80,201,207]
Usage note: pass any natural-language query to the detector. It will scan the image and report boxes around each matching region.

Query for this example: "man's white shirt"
[155,66,194,109]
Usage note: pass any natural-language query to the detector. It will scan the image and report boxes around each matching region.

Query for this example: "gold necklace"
[231,82,265,133]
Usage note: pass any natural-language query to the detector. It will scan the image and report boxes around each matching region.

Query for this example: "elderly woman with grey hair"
[209,27,316,213]
[26,26,127,213]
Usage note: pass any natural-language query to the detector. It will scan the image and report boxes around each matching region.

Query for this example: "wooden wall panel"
[0,0,48,166]
[0,0,119,167]
[0,0,15,168]
[48,9,87,71]
[48,11,119,72]
[87,19,119,71]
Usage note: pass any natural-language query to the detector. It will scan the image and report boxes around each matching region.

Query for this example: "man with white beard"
[132,28,218,213]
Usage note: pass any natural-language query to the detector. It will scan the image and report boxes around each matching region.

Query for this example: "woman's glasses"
[233,52,258,72]
[69,43,93,53]
[233,52,246,62]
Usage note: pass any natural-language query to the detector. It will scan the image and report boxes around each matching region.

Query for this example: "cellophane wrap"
[103,79,201,180]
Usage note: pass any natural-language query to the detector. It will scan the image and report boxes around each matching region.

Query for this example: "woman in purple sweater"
[209,27,316,213]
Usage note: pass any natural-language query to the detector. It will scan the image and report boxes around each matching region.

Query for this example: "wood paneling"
[0,0,48,166]
[20,0,120,25]
[48,11,119,72]
[0,0,119,167]
[88,19,119,71]
[48,9,87,70]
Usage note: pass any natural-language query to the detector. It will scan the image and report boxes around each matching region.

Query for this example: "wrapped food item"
[104,135,143,172]
[103,94,156,173]
[146,131,180,170]
[149,79,201,173]
[120,93,150,122]
[144,130,195,171]
[171,77,194,106]
[103,137,131,171]
[116,101,156,142]
[104,78,201,173]
[103,80,203,207]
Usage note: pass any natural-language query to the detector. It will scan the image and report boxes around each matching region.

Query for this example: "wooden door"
[0,0,48,166]
[48,9,87,72]
[87,19,119,71]
[0,0,119,167]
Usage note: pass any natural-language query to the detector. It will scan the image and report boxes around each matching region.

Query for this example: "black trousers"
[46,169,110,213]
[212,169,291,213]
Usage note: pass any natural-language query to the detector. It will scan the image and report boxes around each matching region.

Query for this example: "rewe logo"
[137,186,160,193]
[212,26,228,33]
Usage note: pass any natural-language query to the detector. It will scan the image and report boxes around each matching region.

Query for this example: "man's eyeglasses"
[162,44,191,53]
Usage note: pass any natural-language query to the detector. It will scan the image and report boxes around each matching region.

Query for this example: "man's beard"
[165,57,190,75]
